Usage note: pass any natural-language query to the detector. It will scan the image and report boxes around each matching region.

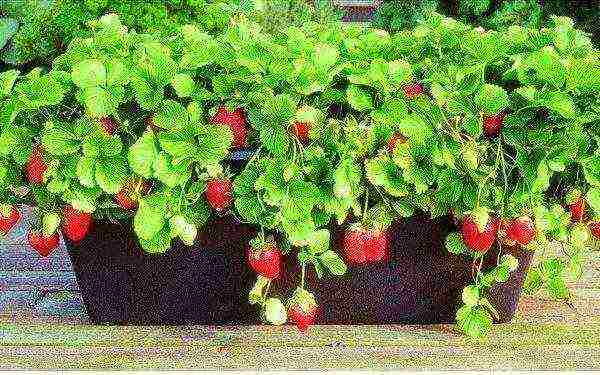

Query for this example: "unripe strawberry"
[387,133,407,153]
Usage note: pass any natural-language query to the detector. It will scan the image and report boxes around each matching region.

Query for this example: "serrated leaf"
[456,305,493,338]
[76,156,96,187]
[346,85,373,111]
[154,100,189,130]
[95,157,127,194]
[475,84,509,114]
[134,193,167,241]
[318,250,347,276]
[128,130,158,178]
[72,59,106,88]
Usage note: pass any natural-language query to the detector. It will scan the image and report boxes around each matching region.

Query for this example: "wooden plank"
[0,271,79,289]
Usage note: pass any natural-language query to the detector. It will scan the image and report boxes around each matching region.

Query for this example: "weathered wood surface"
[0,207,87,320]
[1,208,599,369]
[0,251,599,369]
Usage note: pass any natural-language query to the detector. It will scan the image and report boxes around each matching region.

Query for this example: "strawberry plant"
[1,10,599,338]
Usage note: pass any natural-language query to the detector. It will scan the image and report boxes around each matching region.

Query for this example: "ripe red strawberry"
[589,221,600,239]
[291,122,310,143]
[343,228,367,264]
[27,231,60,257]
[62,205,93,243]
[461,215,500,253]
[483,112,506,138]
[387,133,407,153]
[288,288,318,333]
[569,197,586,222]
[403,82,424,99]
[26,146,47,185]
[247,242,282,279]
[210,106,248,149]
[505,216,536,246]
[343,227,389,264]
[115,180,149,210]
[99,117,118,136]
[0,206,20,235]
[206,178,233,212]
[363,229,389,262]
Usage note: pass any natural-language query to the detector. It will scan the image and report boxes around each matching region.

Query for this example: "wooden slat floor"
[1,209,599,369]
[1,251,599,370]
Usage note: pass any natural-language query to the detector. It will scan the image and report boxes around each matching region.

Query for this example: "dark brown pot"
[67,214,532,325]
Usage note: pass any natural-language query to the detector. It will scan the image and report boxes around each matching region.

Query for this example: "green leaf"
[318,250,347,276]
[259,124,289,156]
[134,193,167,241]
[195,125,233,166]
[41,126,80,156]
[475,84,509,114]
[0,18,18,50]
[153,100,189,130]
[365,156,409,197]
[76,156,96,188]
[346,85,373,111]
[171,73,196,98]
[0,70,19,98]
[72,59,107,88]
[398,115,433,144]
[95,157,127,194]
[520,47,566,88]
[456,305,493,338]
[445,232,467,254]
[128,130,158,178]
[154,152,191,187]
[544,91,576,119]
[307,229,330,255]
[333,159,361,199]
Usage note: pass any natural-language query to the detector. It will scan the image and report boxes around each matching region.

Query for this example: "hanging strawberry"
[99,116,118,136]
[210,106,248,149]
[247,236,282,279]
[343,225,389,265]
[483,112,506,138]
[461,208,500,254]
[505,216,536,246]
[403,82,424,99]
[287,288,318,333]
[115,180,150,210]
[26,146,48,185]
[589,221,600,239]
[62,205,93,243]
[206,177,233,212]
[0,205,20,236]
[28,212,61,258]
[566,190,586,222]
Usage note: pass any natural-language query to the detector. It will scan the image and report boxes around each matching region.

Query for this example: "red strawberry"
[589,221,600,239]
[27,231,60,257]
[206,178,233,212]
[569,197,586,222]
[210,106,248,149]
[403,82,424,99]
[505,216,536,246]
[343,228,367,264]
[62,205,93,243]
[291,122,310,143]
[115,180,149,210]
[363,229,389,262]
[247,242,282,279]
[387,133,407,153]
[461,215,500,253]
[99,117,118,136]
[26,146,48,185]
[483,112,506,138]
[0,206,20,235]
[288,288,318,333]
[343,227,389,264]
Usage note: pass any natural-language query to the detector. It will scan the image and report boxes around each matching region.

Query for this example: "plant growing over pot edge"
[0,11,599,336]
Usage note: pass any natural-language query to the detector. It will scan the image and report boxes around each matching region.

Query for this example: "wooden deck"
[1,210,599,369]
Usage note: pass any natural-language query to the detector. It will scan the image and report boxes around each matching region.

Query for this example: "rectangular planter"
[67,213,533,325]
